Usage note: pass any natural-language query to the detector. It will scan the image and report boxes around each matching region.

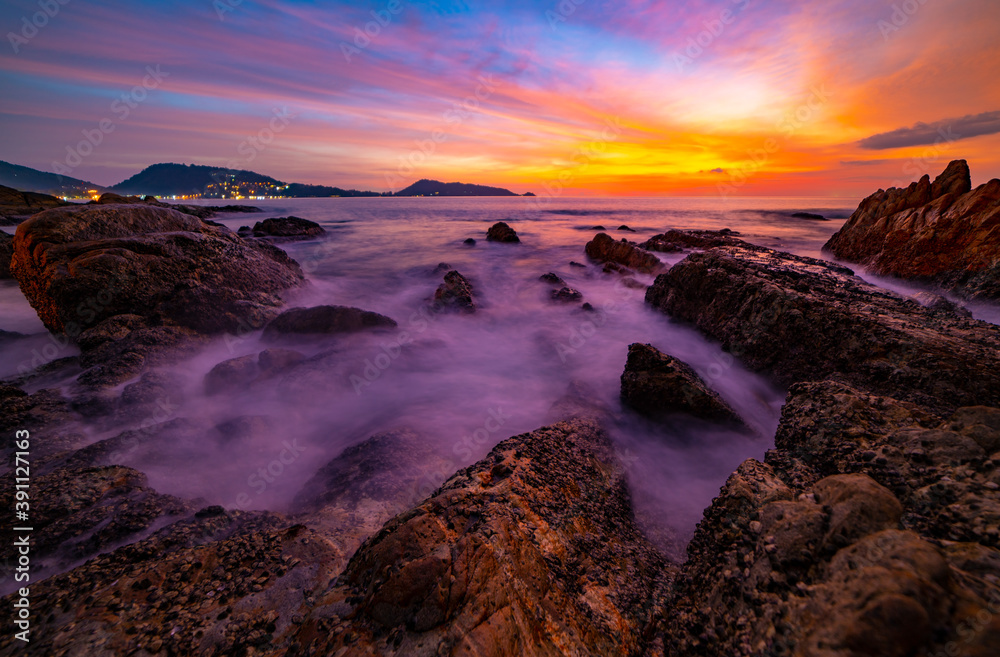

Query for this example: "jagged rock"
[551,286,583,302]
[655,380,1000,656]
[539,272,566,286]
[10,204,303,336]
[585,232,664,274]
[824,160,1000,300]
[249,216,326,240]
[433,270,476,313]
[645,242,1000,414]
[262,305,397,341]
[300,417,672,656]
[486,221,520,243]
[620,343,743,425]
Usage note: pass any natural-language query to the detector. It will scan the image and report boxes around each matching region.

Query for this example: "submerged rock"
[585,232,664,274]
[620,343,744,425]
[791,211,826,220]
[539,272,566,286]
[486,221,520,243]
[824,160,1000,300]
[249,216,326,240]
[10,204,303,336]
[551,286,583,302]
[434,270,476,313]
[262,305,397,341]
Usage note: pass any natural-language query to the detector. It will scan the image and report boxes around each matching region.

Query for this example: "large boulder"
[299,417,671,656]
[645,239,1000,414]
[585,232,665,274]
[824,160,1000,300]
[261,304,397,341]
[654,381,1000,656]
[486,221,520,243]
[10,204,303,336]
[621,343,743,425]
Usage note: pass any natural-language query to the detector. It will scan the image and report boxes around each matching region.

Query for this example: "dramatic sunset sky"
[1,0,998,196]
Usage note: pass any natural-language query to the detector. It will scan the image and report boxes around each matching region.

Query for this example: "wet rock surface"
[646,238,1000,414]
[298,418,672,657]
[825,160,1000,300]
[585,232,665,273]
[10,203,304,336]
[0,230,13,278]
[621,342,744,425]
[486,221,520,243]
[434,270,477,313]
[653,381,1000,657]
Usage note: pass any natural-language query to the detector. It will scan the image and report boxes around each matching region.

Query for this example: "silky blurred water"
[1,196,861,554]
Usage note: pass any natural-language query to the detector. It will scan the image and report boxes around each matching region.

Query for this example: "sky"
[1,0,999,197]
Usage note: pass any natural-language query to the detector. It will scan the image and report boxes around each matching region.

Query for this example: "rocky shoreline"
[2,169,1000,655]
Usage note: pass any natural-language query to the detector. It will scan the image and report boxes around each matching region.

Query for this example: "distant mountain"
[0,160,103,197]
[394,179,520,197]
[110,163,385,198]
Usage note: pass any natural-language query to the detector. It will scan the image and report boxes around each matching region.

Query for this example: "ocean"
[6,195,982,557]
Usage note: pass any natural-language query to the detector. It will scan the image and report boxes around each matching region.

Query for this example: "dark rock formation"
[262,305,397,341]
[585,232,665,274]
[486,221,520,243]
[463,237,476,245]
[618,224,636,232]
[539,272,566,286]
[434,270,476,313]
[204,348,306,394]
[646,242,1000,414]
[551,286,583,302]
[10,204,303,336]
[655,381,1000,656]
[299,418,671,656]
[824,160,1000,300]
[621,343,743,425]
[791,212,826,220]
[0,184,69,225]
[246,216,326,240]
[640,228,742,253]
